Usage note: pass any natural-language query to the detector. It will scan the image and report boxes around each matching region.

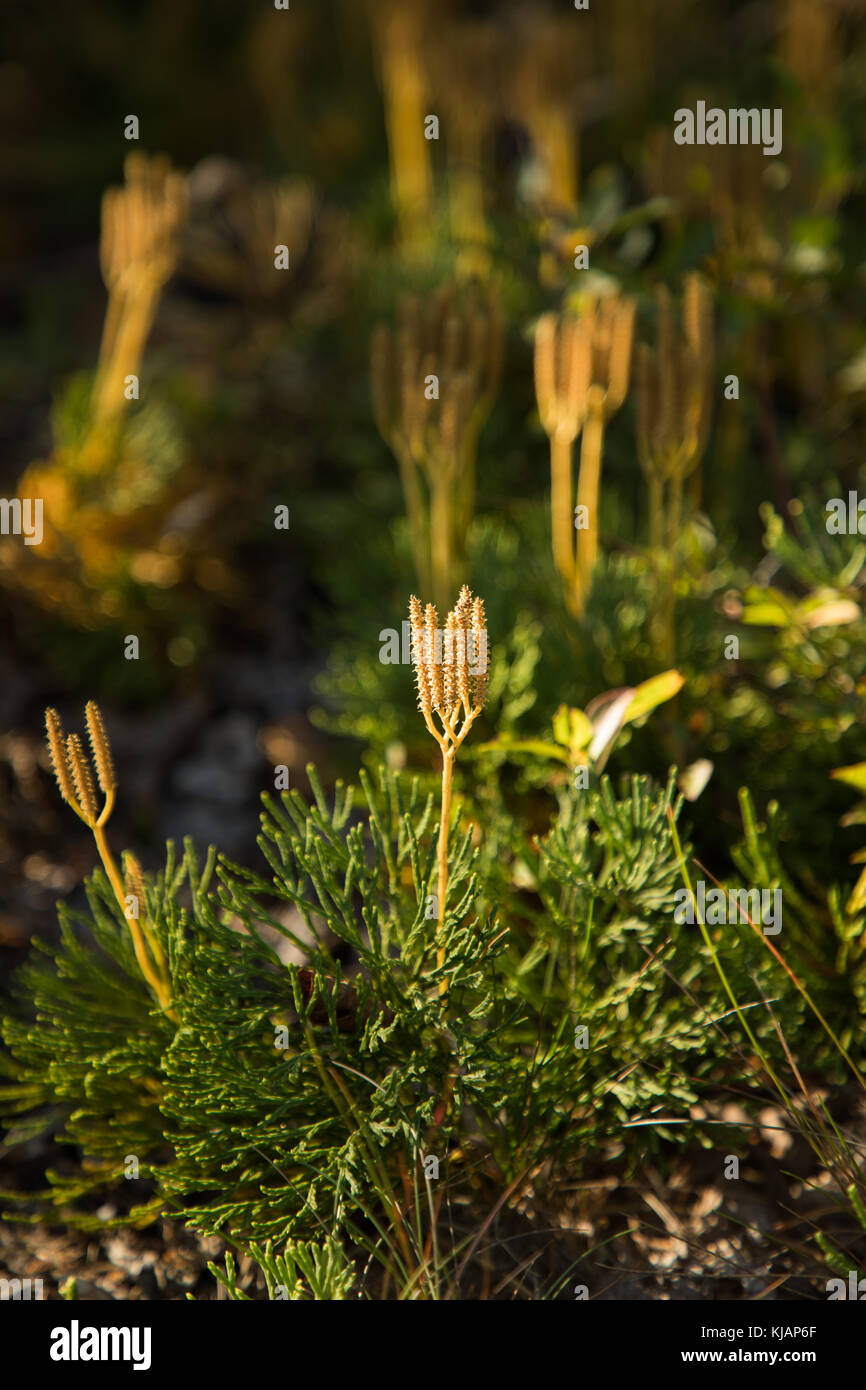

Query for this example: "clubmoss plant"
[372,282,503,612]
[44,703,173,1017]
[636,275,713,551]
[534,311,589,587]
[535,293,635,617]
[2,738,858,1291]
[409,586,489,981]
[91,153,188,437]
[635,274,713,660]
[5,155,190,638]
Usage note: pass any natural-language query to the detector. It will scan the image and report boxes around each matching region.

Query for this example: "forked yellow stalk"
[534,293,635,617]
[87,154,187,452]
[372,283,503,613]
[409,588,489,992]
[44,703,174,1018]
[635,274,713,661]
[534,313,590,584]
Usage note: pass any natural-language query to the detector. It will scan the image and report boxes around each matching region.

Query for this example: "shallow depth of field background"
[2,0,866,1299]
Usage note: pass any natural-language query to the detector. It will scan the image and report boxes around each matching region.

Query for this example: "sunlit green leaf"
[622,670,684,725]
[831,763,866,793]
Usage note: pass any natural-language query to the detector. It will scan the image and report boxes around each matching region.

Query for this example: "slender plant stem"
[95,286,126,389]
[666,466,683,553]
[436,747,455,986]
[574,401,605,616]
[430,475,453,615]
[449,146,488,253]
[538,109,577,210]
[398,446,430,595]
[663,466,685,664]
[687,461,701,515]
[91,278,159,424]
[455,435,476,553]
[93,823,173,1014]
[648,471,664,553]
[550,428,575,583]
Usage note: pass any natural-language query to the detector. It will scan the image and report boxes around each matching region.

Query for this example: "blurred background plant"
[636,273,714,661]
[534,290,635,618]
[371,280,503,611]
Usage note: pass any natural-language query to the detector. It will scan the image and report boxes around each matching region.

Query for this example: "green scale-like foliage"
[502,772,711,1154]
[0,763,824,1256]
[1,766,514,1245]
[156,768,517,1242]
